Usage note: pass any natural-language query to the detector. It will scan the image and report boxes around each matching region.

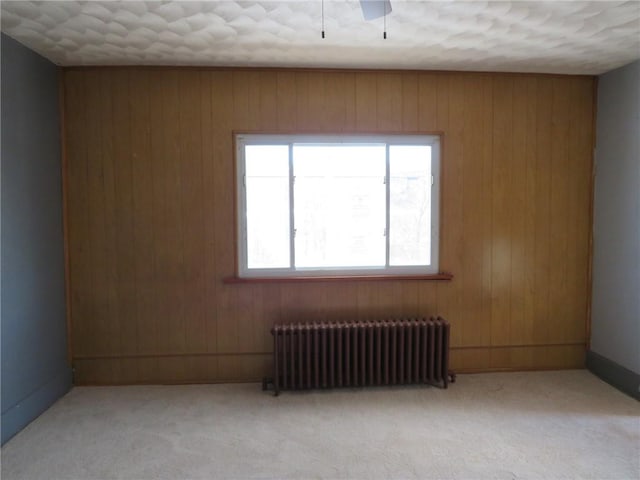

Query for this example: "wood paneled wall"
[62,68,595,384]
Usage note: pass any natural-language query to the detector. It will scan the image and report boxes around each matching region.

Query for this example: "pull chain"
[321,0,325,38]
[383,6,387,39]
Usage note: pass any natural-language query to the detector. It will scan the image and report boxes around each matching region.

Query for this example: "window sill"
[223,272,453,284]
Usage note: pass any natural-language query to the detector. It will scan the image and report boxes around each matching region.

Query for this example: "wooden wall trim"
[58,67,73,366]
[75,352,273,360]
[61,65,596,81]
[71,344,585,385]
[223,273,454,284]
[73,342,586,362]
[585,76,599,350]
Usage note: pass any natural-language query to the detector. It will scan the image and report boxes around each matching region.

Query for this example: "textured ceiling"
[1,1,639,74]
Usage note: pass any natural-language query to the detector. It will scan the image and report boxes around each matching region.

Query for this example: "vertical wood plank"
[460,74,486,347]
[213,71,238,358]
[234,70,258,354]
[324,72,348,131]
[258,71,278,129]
[295,72,311,131]
[85,71,110,358]
[276,71,297,130]
[509,77,528,344]
[533,77,553,344]
[417,73,438,131]
[570,78,594,343]
[148,71,170,356]
[522,76,538,347]
[435,74,452,337]
[178,72,207,354]
[480,75,495,348]
[200,71,219,372]
[98,70,119,361]
[401,73,418,132]
[129,69,158,379]
[307,72,325,132]
[164,71,187,356]
[441,74,465,347]
[65,71,91,358]
[111,69,137,383]
[130,70,161,382]
[549,78,571,343]
[376,73,402,132]
[490,75,513,346]
[343,72,357,131]
[355,72,377,132]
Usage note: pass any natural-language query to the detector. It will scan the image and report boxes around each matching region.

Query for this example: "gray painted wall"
[1,34,72,444]
[591,59,640,375]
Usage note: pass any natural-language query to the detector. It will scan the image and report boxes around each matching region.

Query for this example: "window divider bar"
[385,143,391,268]
[238,142,248,276]
[288,143,295,270]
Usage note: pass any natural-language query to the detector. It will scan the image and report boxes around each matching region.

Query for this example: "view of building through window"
[294,145,386,268]
[389,145,432,266]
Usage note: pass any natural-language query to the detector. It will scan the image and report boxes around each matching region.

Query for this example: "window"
[235,134,440,279]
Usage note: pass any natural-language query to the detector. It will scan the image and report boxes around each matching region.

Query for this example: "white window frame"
[235,133,441,278]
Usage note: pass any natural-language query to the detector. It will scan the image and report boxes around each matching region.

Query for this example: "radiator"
[264,317,455,395]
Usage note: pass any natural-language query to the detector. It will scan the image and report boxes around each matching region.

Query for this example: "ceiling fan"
[322,0,393,38]
[359,0,392,20]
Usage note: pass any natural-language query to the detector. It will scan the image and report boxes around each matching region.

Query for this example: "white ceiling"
[1,1,639,75]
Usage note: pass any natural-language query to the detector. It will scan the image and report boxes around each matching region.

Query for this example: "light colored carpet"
[1,370,638,480]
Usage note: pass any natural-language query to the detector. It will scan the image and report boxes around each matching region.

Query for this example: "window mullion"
[288,143,295,270]
[385,143,390,268]
[239,142,248,275]
[242,173,247,271]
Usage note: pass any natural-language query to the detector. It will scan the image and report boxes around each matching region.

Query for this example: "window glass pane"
[389,145,432,266]
[293,145,386,268]
[245,145,290,269]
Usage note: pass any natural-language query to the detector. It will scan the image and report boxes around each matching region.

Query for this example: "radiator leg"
[262,377,280,396]
[273,328,280,396]
[262,377,274,391]
[448,371,456,383]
